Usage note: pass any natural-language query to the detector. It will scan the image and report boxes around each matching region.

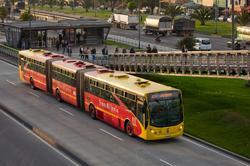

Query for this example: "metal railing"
[0,44,19,58]
[107,34,177,52]
[1,44,250,76]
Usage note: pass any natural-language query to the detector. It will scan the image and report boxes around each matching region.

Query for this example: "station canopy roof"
[4,19,111,30]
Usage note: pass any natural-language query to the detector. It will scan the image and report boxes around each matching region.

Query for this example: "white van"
[194,37,212,51]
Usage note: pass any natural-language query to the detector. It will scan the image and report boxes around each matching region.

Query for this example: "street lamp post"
[231,0,235,50]
[138,0,141,49]
[29,0,31,49]
[215,0,218,34]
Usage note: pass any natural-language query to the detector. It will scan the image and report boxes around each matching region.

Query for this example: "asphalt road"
[110,27,231,50]
[0,111,77,166]
[0,59,248,166]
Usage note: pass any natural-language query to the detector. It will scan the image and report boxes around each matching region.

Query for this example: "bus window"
[137,101,148,128]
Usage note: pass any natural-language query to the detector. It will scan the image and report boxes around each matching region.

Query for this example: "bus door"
[18,55,26,71]
[137,97,148,129]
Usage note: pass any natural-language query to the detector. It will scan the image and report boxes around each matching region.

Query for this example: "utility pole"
[29,0,31,49]
[138,0,141,49]
[215,0,218,34]
[231,0,235,50]
[159,0,161,15]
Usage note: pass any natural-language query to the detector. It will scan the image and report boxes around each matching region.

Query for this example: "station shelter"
[3,19,111,49]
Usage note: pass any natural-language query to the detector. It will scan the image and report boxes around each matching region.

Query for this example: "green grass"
[105,40,143,51]
[137,74,250,158]
[35,5,112,20]
[195,20,232,37]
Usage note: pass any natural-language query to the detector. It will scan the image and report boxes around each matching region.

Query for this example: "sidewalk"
[48,44,117,59]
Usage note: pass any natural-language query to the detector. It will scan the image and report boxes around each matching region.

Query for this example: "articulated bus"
[18,49,184,140]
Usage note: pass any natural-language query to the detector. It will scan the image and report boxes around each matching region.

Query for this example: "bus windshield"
[147,91,183,127]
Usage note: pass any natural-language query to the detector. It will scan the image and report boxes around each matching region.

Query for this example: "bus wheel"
[125,121,134,136]
[30,78,35,90]
[89,105,96,119]
[56,89,62,102]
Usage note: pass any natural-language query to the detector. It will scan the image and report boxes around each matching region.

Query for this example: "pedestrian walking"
[115,47,119,53]
[67,45,72,57]
[122,48,127,54]
[152,46,158,53]
[79,46,84,59]
[146,44,151,53]
[182,44,187,53]
[56,40,60,52]
[91,48,96,62]
[129,47,135,53]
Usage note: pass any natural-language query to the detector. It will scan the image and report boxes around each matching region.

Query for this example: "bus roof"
[19,49,66,63]
[85,71,178,96]
[52,58,103,73]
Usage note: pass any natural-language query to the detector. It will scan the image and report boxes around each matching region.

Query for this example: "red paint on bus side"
[23,66,47,91]
[52,79,77,106]
[84,92,142,136]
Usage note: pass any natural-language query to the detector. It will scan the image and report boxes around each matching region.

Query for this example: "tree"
[127,1,136,13]
[109,0,118,12]
[59,0,65,9]
[0,6,7,23]
[177,37,196,51]
[79,0,92,12]
[237,8,250,26]
[162,3,183,21]
[191,6,212,25]
[143,0,159,14]
[20,9,33,21]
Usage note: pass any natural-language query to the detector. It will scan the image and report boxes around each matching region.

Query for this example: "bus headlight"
[179,125,183,131]
[150,129,155,134]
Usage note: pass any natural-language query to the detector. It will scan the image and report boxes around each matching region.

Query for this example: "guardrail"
[86,50,250,76]
[0,44,19,58]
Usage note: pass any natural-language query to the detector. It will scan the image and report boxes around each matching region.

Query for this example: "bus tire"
[125,120,134,136]
[30,78,35,90]
[89,105,96,119]
[56,89,62,102]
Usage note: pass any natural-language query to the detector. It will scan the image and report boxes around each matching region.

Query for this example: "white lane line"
[0,59,18,69]
[6,80,16,86]
[181,137,249,166]
[0,109,79,166]
[99,128,123,141]
[28,92,40,98]
[0,72,17,75]
[59,107,74,117]
[159,159,175,166]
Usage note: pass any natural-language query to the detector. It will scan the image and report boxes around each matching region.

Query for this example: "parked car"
[217,15,227,22]
[194,37,212,51]
[227,38,247,49]
[227,15,237,22]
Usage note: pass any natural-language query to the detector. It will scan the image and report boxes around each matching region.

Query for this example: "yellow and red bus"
[18,49,184,140]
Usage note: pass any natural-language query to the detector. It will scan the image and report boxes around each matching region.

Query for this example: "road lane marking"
[159,159,175,166]
[0,60,18,69]
[0,109,79,166]
[28,92,40,98]
[6,80,16,86]
[0,72,17,75]
[59,107,74,117]
[99,128,123,141]
[181,137,249,166]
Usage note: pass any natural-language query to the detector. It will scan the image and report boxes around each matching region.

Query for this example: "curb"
[184,133,250,163]
[0,102,89,166]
